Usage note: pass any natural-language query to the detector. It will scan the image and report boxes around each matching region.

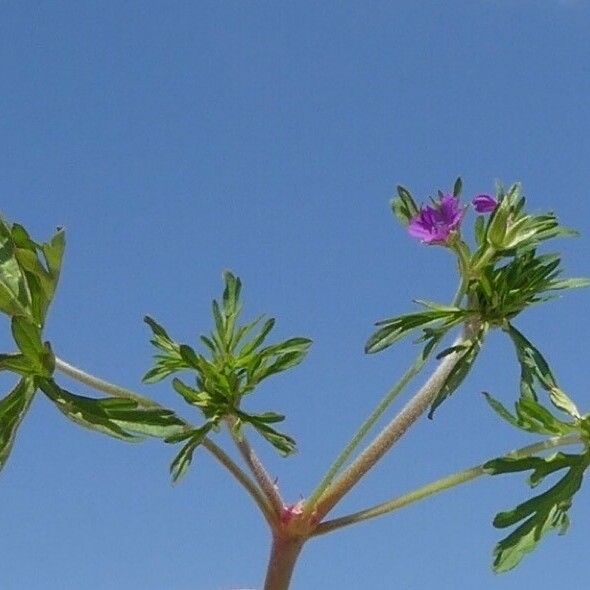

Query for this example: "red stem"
[263,534,305,590]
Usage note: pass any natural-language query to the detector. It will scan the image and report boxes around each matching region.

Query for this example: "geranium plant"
[2,179,589,588]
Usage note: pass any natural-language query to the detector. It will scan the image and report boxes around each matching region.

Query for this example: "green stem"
[312,433,582,537]
[55,357,161,408]
[54,356,275,524]
[227,416,285,518]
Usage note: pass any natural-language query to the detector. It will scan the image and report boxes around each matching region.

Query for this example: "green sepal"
[390,185,419,227]
[0,378,36,473]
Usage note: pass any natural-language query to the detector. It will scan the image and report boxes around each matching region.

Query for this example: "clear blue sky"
[2,1,590,589]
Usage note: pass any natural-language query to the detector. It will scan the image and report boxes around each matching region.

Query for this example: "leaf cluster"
[0,218,187,476]
[472,250,589,324]
[143,271,312,481]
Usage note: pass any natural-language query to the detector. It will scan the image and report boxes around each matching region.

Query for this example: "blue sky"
[2,1,590,589]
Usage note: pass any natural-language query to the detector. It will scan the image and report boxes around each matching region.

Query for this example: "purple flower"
[472,194,498,214]
[408,194,464,244]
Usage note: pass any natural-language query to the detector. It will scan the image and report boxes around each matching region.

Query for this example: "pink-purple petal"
[472,194,498,213]
[407,193,464,244]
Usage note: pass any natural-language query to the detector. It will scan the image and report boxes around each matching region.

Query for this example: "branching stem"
[313,433,582,536]
[313,323,479,521]
[54,356,275,524]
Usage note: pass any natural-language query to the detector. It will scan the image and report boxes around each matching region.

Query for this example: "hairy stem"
[263,534,305,590]
[304,280,468,518]
[304,343,437,516]
[313,323,479,521]
[55,357,162,408]
[227,416,285,518]
[54,356,275,523]
[313,433,582,536]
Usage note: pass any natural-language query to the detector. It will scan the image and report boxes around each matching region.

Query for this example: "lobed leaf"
[484,451,588,572]
[0,378,36,473]
[365,308,468,354]
[40,379,186,441]
[428,327,485,418]
[169,424,212,483]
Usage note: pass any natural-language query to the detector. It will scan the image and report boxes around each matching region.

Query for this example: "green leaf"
[39,379,186,441]
[42,228,66,287]
[485,451,588,572]
[249,338,312,385]
[172,378,211,408]
[249,420,296,456]
[506,324,557,391]
[482,392,521,429]
[0,219,32,318]
[0,353,36,375]
[483,392,575,436]
[238,317,275,357]
[11,315,43,356]
[486,196,511,250]
[222,271,241,316]
[506,324,580,418]
[0,378,36,473]
[169,424,212,483]
[143,316,178,353]
[365,308,468,354]
[143,316,190,383]
[547,277,590,291]
[548,387,581,420]
[453,177,462,197]
[428,330,484,418]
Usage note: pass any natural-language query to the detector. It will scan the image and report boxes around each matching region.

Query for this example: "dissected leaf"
[428,328,485,418]
[484,452,589,572]
[483,393,575,436]
[506,324,580,418]
[366,307,469,354]
[0,218,32,318]
[40,379,186,441]
[169,424,212,483]
[143,274,309,458]
[0,378,36,473]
